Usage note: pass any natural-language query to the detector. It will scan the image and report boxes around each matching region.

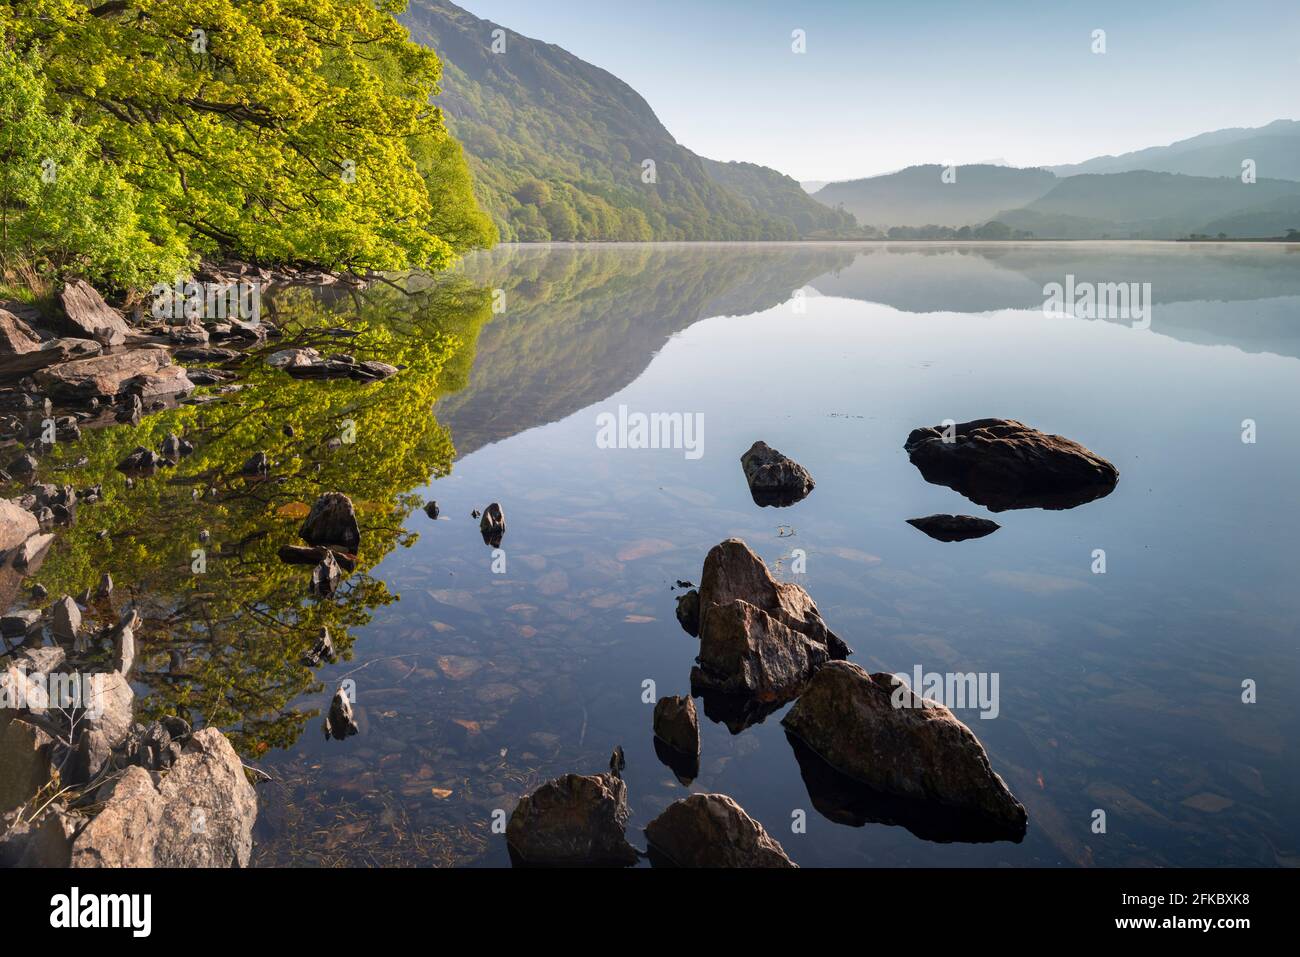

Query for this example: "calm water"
[17,242,1300,866]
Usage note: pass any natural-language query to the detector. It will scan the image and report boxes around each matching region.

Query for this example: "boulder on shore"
[644,793,796,868]
[34,348,171,400]
[740,440,815,507]
[782,662,1027,842]
[0,309,43,355]
[904,418,1118,512]
[906,514,1000,542]
[506,773,638,868]
[56,280,131,346]
[0,499,39,552]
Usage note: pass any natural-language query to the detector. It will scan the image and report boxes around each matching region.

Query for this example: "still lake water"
[22,242,1300,866]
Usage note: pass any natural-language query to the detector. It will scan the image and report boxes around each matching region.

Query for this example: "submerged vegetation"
[0,1,495,292]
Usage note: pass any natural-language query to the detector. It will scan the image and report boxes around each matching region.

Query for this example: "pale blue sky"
[453,0,1300,181]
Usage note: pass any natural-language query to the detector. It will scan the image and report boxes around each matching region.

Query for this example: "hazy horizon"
[455,0,1300,182]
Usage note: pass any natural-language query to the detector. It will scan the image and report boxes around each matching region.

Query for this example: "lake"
[18,242,1300,867]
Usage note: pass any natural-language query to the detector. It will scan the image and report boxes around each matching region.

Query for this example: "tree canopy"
[0,1,495,289]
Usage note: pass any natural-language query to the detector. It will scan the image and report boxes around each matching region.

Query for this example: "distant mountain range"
[405,2,1298,242]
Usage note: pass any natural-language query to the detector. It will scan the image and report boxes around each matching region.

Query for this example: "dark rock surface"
[782,662,1027,842]
[506,768,639,867]
[674,588,700,637]
[904,418,1119,512]
[652,695,700,757]
[300,492,361,552]
[740,440,815,506]
[644,793,796,868]
[691,598,830,699]
[479,502,505,547]
[906,514,1000,542]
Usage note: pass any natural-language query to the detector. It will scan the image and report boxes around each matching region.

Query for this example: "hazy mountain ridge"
[1049,120,1300,180]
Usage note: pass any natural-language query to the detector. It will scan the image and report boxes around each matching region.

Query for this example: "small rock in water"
[644,793,796,868]
[674,588,700,637]
[906,514,1000,542]
[479,502,505,547]
[31,583,48,600]
[52,595,81,644]
[470,509,480,519]
[302,627,336,667]
[423,500,439,520]
[652,695,701,784]
[324,685,359,740]
[116,446,164,473]
[740,441,815,507]
[282,423,295,437]
[309,551,342,598]
[96,571,114,598]
[240,451,270,476]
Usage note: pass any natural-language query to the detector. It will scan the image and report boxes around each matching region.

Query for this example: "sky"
[454,0,1300,182]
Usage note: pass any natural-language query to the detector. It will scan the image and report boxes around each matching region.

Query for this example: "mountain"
[399,1,856,241]
[997,171,1300,239]
[1050,120,1300,181]
[813,165,1058,229]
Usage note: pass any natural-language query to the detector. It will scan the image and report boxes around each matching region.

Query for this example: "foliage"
[0,1,495,290]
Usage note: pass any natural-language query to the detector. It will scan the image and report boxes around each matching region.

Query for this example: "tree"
[0,1,495,288]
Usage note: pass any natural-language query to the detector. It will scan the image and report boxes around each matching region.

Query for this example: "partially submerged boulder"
[906,514,1000,542]
[644,794,795,868]
[691,598,829,700]
[740,440,814,506]
[782,662,1027,842]
[652,695,701,785]
[506,763,639,867]
[34,348,171,400]
[904,418,1118,512]
[324,685,358,740]
[300,492,360,552]
[699,538,850,660]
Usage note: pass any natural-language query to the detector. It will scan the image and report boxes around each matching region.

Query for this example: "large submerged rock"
[904,418,1118,512]
[644,793,796,868]
[740,441,814,506]
[299,492,361,552]
[506,761,638,867]
[782,662,1027,842]
[692,599,830,699]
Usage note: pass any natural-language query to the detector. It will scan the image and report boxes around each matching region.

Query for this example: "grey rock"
[324,685,358,740]
[645,793,796,868]
[506,770,638,867]
[300,492,360,552]
[740,440,815,507]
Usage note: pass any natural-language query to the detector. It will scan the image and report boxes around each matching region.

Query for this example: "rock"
[277,544,356,572]
[324,685,359,740]
[104,607,139,676]
[0,338,101,377]
[653,695,700,756]
[781,662,1027,842]
[691,599,830,700]
[424,501,439,520]
[70,728,257,867]
[300,492,360,552]
[0,718,55,816]
[479,502,505,547]
[644,794,795,868]
[698,538,850,660]
[0,309,43,354]
[0,808,79,866]
[906,514,1000,542]
[55,280,131,346]
[0,500,39,552]
[740,440,815,507]
[5,455,37,479]
[351,360,398,381]
[159,433,193,463]
[34,347,170,400]
[174,346,240,363]
[128,362,194,400]
[506,769,638,867]
[116,446,165,473]
[302,627,335,667]
[240,451,270,476]
[904,418,1119,512]
[51,595,81,644]
[674,588,700,637]
[12,532,54,570]
[284,359,355,380]
[96,571,114,598]
[309,551,341,598]
[0,609,42,638]
[266,347,320,368]
[30,583,47,600]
